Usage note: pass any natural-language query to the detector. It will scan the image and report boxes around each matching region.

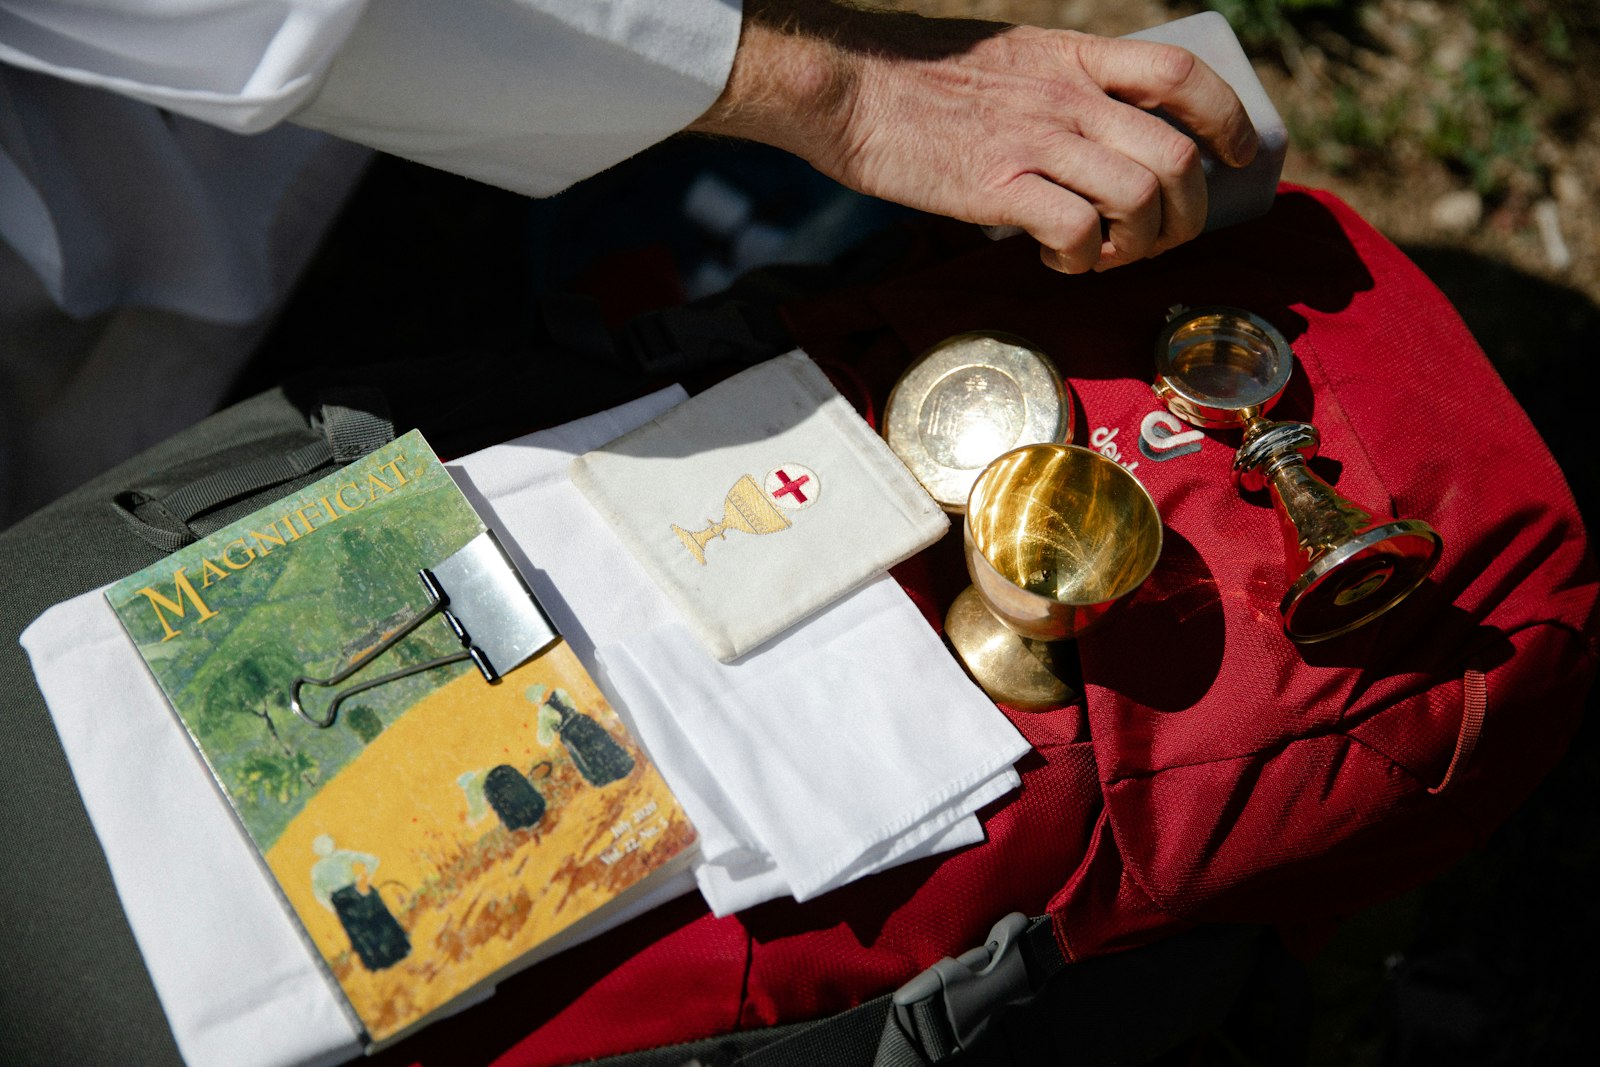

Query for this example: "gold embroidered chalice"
[945,444,1163,709]
[1153,306,1442,642]
[672,474,792,565]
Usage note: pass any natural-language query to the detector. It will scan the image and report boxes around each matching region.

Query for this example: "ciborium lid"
[1152,305,1293,429]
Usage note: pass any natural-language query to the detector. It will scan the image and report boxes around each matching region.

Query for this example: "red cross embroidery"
[770,469,811,504]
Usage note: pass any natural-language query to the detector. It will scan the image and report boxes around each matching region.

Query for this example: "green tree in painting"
[238,750,321,806]
[207,651,320,792]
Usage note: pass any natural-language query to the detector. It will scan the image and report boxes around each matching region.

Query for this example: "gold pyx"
[1154,306,1442,643]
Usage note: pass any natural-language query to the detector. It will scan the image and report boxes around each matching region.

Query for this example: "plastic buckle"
[891,913,1034,1060]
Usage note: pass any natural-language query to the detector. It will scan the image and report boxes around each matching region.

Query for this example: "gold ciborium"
[945,444,1163,709]
[1153,306,1442,643]
[672,474,791,565]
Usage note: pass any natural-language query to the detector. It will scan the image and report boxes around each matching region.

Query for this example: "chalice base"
[1281,520,1442,643]
[944,586,1081,711]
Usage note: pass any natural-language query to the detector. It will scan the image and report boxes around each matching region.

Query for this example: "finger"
[1074,37,1258,168]
[1030,133,1166,265]
[994,174,1102,273]
[1074,98,1208,255]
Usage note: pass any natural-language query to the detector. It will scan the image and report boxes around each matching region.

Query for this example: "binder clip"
[289,530,560,728]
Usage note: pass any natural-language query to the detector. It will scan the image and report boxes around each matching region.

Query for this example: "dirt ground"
[891,0,1600,306]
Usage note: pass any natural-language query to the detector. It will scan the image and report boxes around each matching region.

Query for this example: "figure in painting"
[532,687,635,787]
[482,763,550,831]
[310,834,410,971]
[459,763,554,832]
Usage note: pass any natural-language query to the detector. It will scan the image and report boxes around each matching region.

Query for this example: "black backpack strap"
[726,914,1064,1067]
[111,387,393,551]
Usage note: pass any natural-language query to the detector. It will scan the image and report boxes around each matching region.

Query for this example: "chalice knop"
[945,444,1163,709]
[1153,306,1442,643]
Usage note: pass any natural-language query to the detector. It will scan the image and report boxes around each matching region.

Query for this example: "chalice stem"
[1265,455,1375,579]
[1235,418,1442,642]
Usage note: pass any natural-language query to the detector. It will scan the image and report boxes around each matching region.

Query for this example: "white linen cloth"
[598,624,1021,914]
[571,352,950,662]
[21,384,1028,1067]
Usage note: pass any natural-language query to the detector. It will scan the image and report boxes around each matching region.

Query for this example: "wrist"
[688,0,859,165]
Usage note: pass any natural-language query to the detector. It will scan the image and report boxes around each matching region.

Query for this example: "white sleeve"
[0,1,744,195]
[0,1,371,132]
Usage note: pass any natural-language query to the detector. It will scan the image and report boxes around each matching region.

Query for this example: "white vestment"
[0,1,743,520]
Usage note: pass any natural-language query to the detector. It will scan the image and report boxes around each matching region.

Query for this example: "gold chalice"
[1153,306,1442,643]
[672,474,791,565]
[945,444,1163,709]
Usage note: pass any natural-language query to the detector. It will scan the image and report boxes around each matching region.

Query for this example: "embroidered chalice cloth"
[570,351,949,662]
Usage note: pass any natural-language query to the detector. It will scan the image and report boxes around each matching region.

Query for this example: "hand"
[689,1,1259,274]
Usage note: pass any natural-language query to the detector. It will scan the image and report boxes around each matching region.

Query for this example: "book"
[105,430,697,1048]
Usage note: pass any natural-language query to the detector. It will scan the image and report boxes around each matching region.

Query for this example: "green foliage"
[1204,0,1361,52]
[238,750,320,806]
[1424,6,1540,197]
[1227,0,1562,201]
[1289,82,1408,177]
[346,704,385,744]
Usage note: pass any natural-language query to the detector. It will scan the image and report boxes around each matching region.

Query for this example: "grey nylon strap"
[114,390,393,550]
[719,916,1064,1067]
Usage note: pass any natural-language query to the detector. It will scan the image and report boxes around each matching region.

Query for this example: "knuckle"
[1160,133,1202,178]
[1054,201,1101,247]
[1042,209,1101,271]
[1127,169,1162,212]
[1146,44,1199,92]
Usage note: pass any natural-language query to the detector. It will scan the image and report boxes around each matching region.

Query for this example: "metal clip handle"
[287,530,560,729]
[288,569,472,728]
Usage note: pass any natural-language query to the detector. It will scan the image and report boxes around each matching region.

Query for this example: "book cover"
[105,431,697,1046]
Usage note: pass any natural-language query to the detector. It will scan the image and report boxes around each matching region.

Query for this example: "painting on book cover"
[106,432,695,1043]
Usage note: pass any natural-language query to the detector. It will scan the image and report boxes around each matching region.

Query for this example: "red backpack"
[385,186,1597,1066]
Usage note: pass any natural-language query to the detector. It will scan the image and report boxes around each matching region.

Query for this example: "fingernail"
[1230,125,1260,167]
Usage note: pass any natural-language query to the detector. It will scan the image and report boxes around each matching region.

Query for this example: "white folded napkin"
[22,381,1028,1067]
[596,618,1023,914]
[570,351,950,662]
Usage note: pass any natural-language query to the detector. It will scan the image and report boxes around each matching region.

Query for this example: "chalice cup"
[945,444,1163,709]
[1153,306,1442,643]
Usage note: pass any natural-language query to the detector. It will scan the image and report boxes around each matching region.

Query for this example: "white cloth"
[0,0,741,521]
[598,624,1020,914]
[456,384,1027,916]
[571,352,950,662]
[0,1,742,320]
[22,385,1029,1066]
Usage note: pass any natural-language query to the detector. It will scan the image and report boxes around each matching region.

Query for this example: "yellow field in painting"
[263,642,693,1043]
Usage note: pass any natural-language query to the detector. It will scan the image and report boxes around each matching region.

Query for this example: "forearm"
[690,0,1259,273]
[689,1,1005,175]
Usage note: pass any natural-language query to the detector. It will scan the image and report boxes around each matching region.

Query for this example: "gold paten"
[1153,306,1443,643]
[945,444,1162,707]
[884,332,1072,513]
